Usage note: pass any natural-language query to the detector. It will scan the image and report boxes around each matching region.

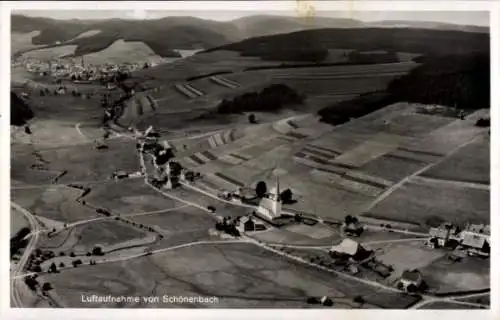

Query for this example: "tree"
[42,282,52,291]
[344,215,354,224]
[59,252,65,256]
[49,262,57,273]
[69,252,75,257]
[294,213,303,223]
[306,297,320,304]
[353,295,365,304]
[215,222,224,231]
[248,114,256,124]
[59,262,65,268]
[280,189,293,203]
[255,181,267,198]
[24,277,39,291]
[406,284,418,293]
[33,266,42,273]
[92,246,103,256]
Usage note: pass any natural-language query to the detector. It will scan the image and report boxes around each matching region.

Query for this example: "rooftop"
[330,238,362,256]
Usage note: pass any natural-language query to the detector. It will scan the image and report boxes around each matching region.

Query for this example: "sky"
[13,9,489,27]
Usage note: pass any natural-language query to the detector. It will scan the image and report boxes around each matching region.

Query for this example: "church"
[256,176,282,221]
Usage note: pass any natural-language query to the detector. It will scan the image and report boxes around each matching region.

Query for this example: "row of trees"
[11,91,34,126]
[24,275,52,292]
[215,218,241,237]
[10,227,31,258]
[217,84,304,114]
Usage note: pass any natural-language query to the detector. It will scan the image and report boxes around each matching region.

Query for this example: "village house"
[112,170,129,180]
[460,231,490,257]
[235,215,266,232]
[398,269,424,292]
[329,238,371,262]
[426,223,459,248]
[455,223,491,257]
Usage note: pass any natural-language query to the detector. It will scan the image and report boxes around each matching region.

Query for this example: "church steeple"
[275,174,280,201]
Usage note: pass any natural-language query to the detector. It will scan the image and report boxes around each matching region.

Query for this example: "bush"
[42,282,52,291]
[475,118,490,127]
[216,84,303,114]
[92,246,104,256]
[306,297,320,304]
[248,114,256,124]
[280,189,293,203]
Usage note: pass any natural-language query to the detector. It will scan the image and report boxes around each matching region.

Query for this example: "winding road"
[11,202,43,307]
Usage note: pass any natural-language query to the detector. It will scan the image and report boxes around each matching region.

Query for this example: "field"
[128,205,215,234]
[11,31,43,55]
[19,45,78,60]
[83,179,179,214]
[10,204,29,235]
[401,109,490,155]
[28,139,141,182]
[43,242,415,308]
[279,172,375,220]
[133,55,417,106]
[83,40,164,65]
[358,154,429,183]
[366,178,490,226]
[419,255,490,293]
[11,186,101,223]
[420,302,485,309]
[366,241,445,281]
[73,220,148,251]
[75,30,102,39]
[251,223,342,246]
[421,134,490,185]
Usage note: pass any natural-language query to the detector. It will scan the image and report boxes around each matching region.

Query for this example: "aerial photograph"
[10,6,490,309]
